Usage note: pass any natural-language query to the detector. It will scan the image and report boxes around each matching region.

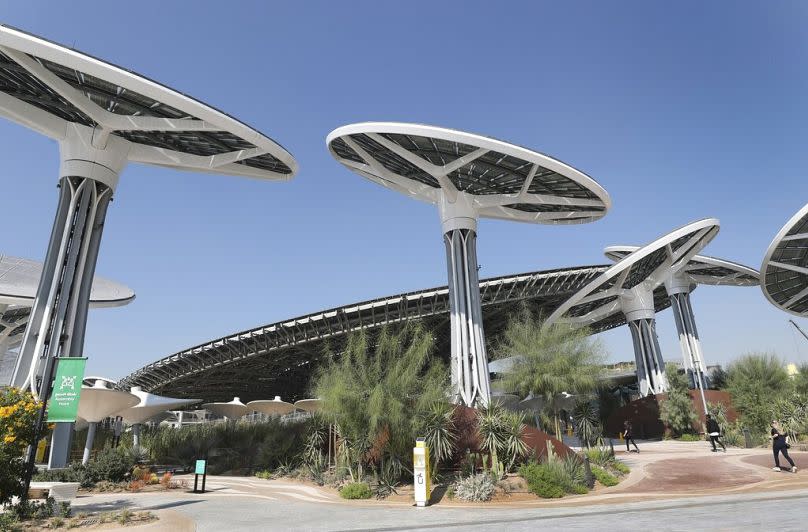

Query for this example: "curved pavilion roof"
[761,203,808,316]
[119,264,674,403]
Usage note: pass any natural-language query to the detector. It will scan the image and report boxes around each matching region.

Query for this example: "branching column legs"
[12,175,112,393]
[670,292,708,413]
[444,228,490,407]
[628,318,668,396]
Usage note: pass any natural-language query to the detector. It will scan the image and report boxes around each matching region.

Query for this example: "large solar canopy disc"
[327,122,611,408]
[603,245,758,410]
[604,247,759,289]
[0,254,134,387]
[0,25,297,402]
[761,203,808,317]
[546,219,720,397]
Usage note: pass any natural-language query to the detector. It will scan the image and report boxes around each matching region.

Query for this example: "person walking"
[624,420,640,453]
[705,414,726,452]
[771,420,797,473]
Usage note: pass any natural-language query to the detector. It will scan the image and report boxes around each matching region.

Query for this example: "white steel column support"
[82,422,97,465]
[11,125,129,472]
[441,192,490,407]
[627,318,668,397]
[669,291,709,412]
[621,282,668,396]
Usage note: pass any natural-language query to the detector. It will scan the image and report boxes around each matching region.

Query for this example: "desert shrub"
[660,365,697,437]
[35,463,92,488]
[59,502,72,518]
[159,472,173,490]
[591,465,618,486]
[11,497,56,520]
[611,461,630,475]
[520,462,565,498]
[255,469,272,480]
[583,447,614,467]
[339,482,372,499]
[128,480,145,492]
[678,433,702,442]
[452,473,496,502]
[726,353,791,435]
[85,447,133,483]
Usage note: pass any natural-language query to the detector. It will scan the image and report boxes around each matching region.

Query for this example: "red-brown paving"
[741,451,808,470]
[626,456,764,492]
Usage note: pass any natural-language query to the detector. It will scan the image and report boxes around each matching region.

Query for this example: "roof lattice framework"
[118,265,668,403]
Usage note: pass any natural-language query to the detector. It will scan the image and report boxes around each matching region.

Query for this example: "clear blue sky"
[2,1,807,380]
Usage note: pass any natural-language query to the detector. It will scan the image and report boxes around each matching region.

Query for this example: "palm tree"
[313,323,448,481]
[494,307,608,440]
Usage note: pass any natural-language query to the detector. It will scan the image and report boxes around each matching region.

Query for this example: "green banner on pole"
[46,357,87,423]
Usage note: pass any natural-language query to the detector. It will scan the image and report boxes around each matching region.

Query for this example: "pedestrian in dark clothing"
[771,421,797,473]
[624,420,639,453]
[705,414,726,452]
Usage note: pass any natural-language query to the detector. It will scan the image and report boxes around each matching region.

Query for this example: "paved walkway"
[68,441,808,530]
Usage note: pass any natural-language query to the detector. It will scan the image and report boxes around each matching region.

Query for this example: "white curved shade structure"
[118,386,200,425]
[328,122,611,408]
[247,396,295,416]
[293,399,322,413]
[547,219,720,397]
[202,397,248,419]
[0,255,134,386]
[761,203,808,317]
[76,380,139,423]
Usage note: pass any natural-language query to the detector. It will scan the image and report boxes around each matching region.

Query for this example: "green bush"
[611,460,630,475]
[660,365,697,436]
[452,473,495,502]
[678,433,702,442]
[519,462,566,498]
[86,448,133,483]
[591,466,618,487]
[583,447,614,467]
[339,482,373,499]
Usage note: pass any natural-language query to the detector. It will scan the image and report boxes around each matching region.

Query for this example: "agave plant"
[416,401,456,478]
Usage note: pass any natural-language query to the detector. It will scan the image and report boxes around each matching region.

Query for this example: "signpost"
[413,438,431,507]
[194,459,207,493]
[46,358,87,422]
[22,356,87,499]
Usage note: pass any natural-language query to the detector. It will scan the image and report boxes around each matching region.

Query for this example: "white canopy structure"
[247,396,295,417]
[328,122,611,407]
[547,219,720,397]
[604,246,759,408]
[761,203,808,317]
[294,399,322,413]
[0,25,297,410]
[118,386,199,447]
[76,378,138,464]
[0,254,134,385]
[202,397,248,420]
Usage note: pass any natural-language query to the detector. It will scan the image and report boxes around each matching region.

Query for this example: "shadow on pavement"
[143,499,203,511]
